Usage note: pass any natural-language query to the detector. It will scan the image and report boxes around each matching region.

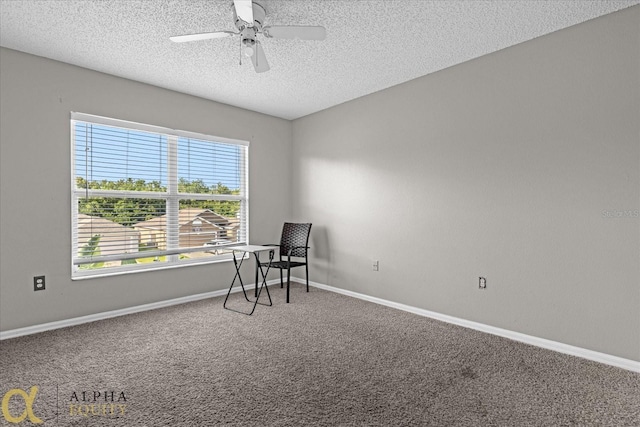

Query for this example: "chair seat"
[261,260,306,269]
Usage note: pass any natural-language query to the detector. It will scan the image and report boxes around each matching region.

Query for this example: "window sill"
[71,254,248,281]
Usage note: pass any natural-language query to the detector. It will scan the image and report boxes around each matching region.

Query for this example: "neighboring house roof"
[77,214,140,236]
[134,208,232,230]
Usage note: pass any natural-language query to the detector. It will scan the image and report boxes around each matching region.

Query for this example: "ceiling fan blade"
[170,31,236,43]
[251,41,270,73]
[234,0,254,25]
[263,26,326,41]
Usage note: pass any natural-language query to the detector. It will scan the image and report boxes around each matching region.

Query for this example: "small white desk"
[223,245,278,315]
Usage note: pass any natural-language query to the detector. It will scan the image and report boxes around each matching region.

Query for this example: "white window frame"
[70,112,249,279]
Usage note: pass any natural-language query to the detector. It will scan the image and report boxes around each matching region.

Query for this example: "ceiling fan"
[170,0,327,73]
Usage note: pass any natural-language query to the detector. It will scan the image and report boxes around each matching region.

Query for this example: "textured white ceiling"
[1,1,638,120]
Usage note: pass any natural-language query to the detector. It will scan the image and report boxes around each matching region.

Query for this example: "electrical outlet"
[34,276,45,291]
[479,277,486,289]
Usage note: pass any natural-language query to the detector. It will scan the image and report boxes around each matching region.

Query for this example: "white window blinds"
[71,112,248,278]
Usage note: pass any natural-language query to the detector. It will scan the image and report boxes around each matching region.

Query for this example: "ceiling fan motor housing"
[241,27,257,48]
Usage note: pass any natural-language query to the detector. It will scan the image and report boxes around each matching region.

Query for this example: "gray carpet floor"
[1,283,638,426]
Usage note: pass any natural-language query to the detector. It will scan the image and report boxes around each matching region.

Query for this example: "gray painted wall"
[0,47,292,331]
[292,7,640,361]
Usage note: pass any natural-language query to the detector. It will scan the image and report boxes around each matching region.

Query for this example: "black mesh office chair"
[261,222,311,303]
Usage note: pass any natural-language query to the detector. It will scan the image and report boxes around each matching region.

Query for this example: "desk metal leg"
[224,250,274,315]
[255,252,259,298]
[254,254,273,307]
[223,252,250,311]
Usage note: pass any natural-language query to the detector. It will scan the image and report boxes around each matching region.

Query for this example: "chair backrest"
[279,223,312,259]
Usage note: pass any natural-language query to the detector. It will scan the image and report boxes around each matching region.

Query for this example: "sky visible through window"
[74,123,242,190]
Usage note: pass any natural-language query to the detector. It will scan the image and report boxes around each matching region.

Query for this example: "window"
[71,113,248,278]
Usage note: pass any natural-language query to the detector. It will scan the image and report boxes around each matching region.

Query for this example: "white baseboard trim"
[3,277,639,373]
[0,279,281,341]
[298,277,640,373]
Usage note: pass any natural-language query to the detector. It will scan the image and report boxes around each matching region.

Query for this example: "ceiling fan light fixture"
[242,38,255,57]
